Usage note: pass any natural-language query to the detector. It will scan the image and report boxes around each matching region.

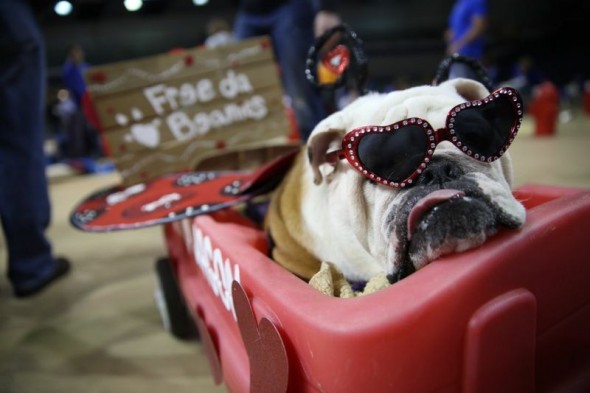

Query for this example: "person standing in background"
[61,44,102,159]
[233,0,340,141]
[445,0,488,78]
[0,0,71,298]
[61,44,90,108]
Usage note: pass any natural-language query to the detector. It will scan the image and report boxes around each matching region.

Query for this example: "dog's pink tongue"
[407,189,465,240]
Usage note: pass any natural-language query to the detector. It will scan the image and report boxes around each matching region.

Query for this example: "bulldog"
[264,78,526,284]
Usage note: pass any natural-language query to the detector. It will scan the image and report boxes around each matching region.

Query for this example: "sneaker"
[14,257,71,298]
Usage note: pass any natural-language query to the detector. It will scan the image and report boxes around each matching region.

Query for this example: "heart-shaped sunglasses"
[325,87,524,188]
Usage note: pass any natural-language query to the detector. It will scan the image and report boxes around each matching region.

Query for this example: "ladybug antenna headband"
[305,24,369,94]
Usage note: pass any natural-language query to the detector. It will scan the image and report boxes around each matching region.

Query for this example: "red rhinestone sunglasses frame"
[325,86,524,188]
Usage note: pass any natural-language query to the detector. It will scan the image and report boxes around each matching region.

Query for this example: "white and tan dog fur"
[265,78,526,283]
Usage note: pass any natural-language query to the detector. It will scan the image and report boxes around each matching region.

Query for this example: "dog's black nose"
[416,157,464,186]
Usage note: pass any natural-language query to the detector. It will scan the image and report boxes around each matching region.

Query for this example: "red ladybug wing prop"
[70,150,299,232]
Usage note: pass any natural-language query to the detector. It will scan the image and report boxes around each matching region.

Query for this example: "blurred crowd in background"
[30,0,590,171]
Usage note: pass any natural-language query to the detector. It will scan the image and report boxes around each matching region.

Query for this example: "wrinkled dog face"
[382,152,525,280]
[304,79,526,282]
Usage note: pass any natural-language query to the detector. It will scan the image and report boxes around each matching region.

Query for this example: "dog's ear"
[307,129,344,185]
[443,78,490,101]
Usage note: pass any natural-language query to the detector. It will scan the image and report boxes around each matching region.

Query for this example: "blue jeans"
[234,2,326,140]
[0,0,57,290]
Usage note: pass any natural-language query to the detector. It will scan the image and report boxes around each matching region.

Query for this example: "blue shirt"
[61,60,90,107]
[449,0,487,59]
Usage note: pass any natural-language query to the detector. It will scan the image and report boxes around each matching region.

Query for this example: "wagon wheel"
[154,257,199,340]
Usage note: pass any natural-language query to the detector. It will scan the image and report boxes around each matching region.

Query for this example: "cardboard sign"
[84,36,297,186]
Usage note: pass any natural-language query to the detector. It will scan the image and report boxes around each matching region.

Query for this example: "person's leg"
[233,10,268,40]
[0,0,68,296]
[68,108,87,158]
[268,3,327,141]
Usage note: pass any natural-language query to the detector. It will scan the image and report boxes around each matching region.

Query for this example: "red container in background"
[584,82,590,116]
[528,82,560,136]
[162,184,590,393]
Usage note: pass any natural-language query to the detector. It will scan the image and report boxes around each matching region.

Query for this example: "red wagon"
[74,31,590,393]
[151,183,590,393]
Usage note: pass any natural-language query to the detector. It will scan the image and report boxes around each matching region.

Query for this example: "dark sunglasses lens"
[454,95,516,157]
[357,125,427,182]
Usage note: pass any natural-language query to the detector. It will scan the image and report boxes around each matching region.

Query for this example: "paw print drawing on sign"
[115,108,161,148]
